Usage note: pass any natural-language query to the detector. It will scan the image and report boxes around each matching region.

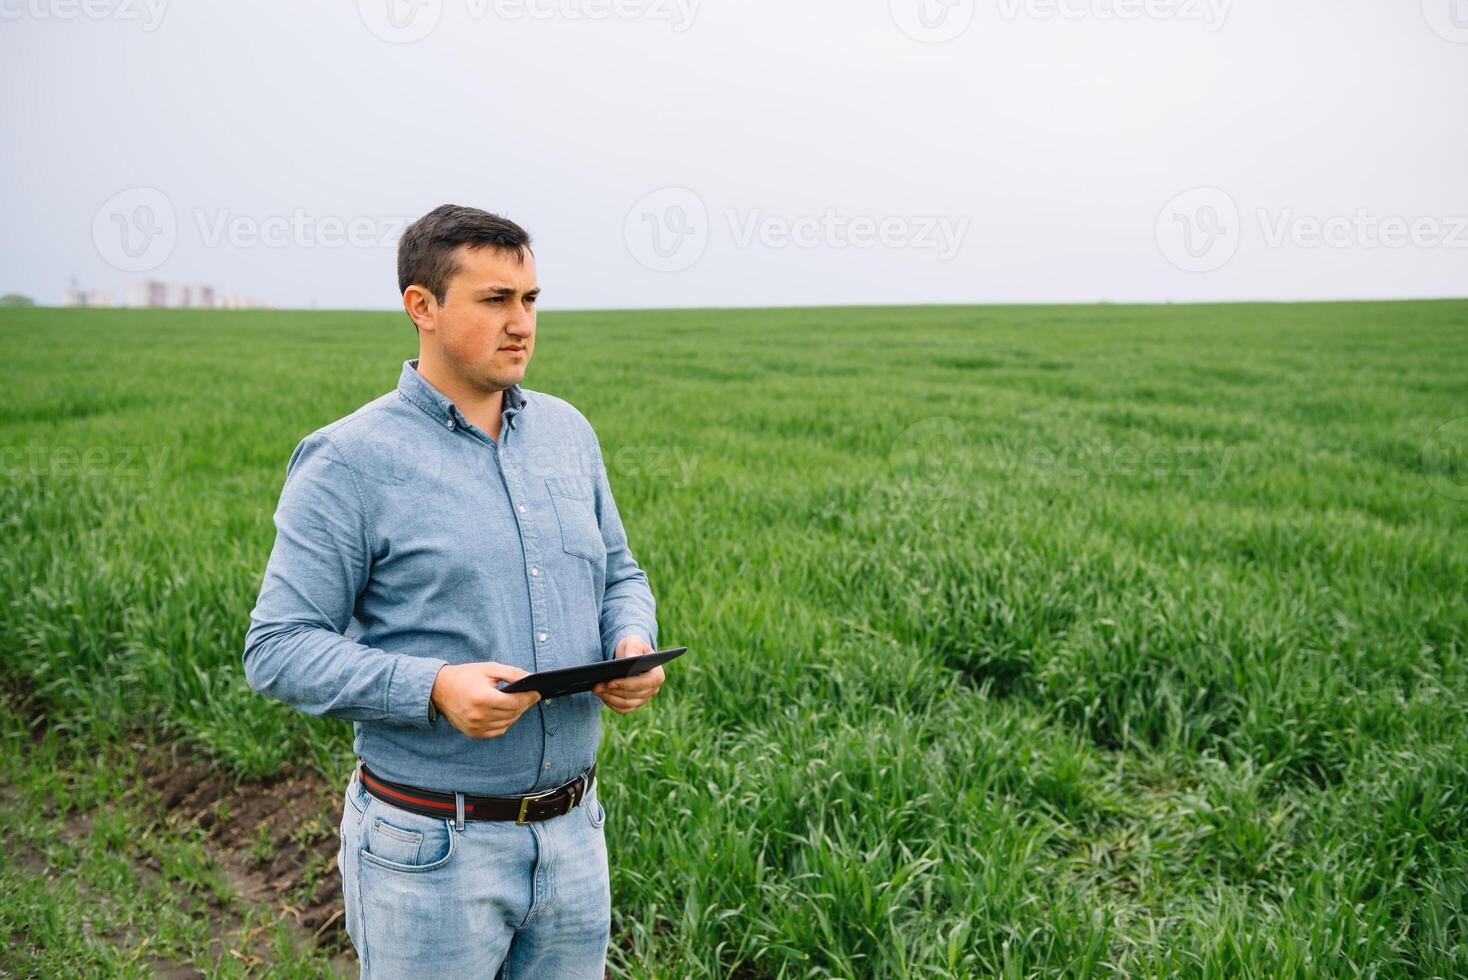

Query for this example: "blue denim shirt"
[243,359,658,796]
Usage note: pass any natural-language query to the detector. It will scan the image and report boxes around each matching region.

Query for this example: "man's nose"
[505,306,534,335]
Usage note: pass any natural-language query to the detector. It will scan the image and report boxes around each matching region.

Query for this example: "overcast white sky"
[2,0,1465,310]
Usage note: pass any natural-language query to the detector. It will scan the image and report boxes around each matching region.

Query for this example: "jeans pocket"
[359,801,457,873]
[345,771,369,825]
[584,781,606,830]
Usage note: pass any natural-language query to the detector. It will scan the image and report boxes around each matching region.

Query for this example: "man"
[242,204,662,977]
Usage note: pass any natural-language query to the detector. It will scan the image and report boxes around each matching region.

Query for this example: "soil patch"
[138,744,357,974]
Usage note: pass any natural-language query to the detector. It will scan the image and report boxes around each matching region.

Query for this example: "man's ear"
[403,284,437,333]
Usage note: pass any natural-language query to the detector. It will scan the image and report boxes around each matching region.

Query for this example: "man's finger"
[607,670,662,692]
[615,638,654,658]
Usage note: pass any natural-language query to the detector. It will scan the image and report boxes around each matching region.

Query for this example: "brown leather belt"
[358,760,595,824]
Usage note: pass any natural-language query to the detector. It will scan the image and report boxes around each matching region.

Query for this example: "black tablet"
[497,647,688,698]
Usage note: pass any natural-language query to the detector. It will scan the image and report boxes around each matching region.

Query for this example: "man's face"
[421,244,539,391]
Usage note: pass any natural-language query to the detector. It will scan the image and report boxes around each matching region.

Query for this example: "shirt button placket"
[498,438,556,787]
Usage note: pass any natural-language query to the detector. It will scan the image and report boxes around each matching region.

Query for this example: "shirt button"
[531,567,540,577]
[544,762,552,770]
[545,698,554,705]
[445,418,455,429]
[518,504,527,514]
[538,632,548,642]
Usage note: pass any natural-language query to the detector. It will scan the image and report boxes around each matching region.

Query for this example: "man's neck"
[415,352,507,442]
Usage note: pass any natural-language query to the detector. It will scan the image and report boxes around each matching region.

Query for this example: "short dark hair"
[397,204,533,304]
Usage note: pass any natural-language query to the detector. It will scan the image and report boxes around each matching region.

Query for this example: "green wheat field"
[2,300,1466,978]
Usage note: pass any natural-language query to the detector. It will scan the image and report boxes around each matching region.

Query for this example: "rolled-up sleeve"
[242,432,445,727]
[590,439,659,659]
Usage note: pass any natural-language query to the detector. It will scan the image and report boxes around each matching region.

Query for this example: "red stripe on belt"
[361,770,475,813]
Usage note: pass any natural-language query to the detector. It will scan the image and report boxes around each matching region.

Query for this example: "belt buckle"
[516,788,559,825]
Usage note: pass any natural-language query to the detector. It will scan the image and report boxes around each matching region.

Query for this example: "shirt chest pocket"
[545,476,605,565]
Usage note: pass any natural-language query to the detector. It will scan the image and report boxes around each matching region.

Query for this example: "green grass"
[0,724,345,978]
[2,300,1466,977]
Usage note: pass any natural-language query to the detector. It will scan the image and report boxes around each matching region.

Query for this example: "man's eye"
[526,296,538,304]
[484,297,504,303]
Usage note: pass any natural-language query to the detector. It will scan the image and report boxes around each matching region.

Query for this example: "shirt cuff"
[604,623,658,660]
[390,655,450,729]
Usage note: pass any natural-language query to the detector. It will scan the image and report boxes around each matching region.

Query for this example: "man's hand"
[430,662,541,738]
[593,635,664,715]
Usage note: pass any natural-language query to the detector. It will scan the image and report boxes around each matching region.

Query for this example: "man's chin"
[478,366,526,390]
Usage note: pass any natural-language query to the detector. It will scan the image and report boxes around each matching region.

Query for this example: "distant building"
[63,280,267,310]
[61,287,114,307]
[126,280,168,308]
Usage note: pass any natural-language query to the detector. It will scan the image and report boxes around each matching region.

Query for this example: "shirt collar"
[397,358,526,431]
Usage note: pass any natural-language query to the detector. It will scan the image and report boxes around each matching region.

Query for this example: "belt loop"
[354,757,363,789]
[454,791,466,832]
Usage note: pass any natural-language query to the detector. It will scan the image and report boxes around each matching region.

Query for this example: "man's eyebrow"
[475,285,541,296]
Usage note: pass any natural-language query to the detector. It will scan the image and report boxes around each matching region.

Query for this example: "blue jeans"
[338,763,611,978]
